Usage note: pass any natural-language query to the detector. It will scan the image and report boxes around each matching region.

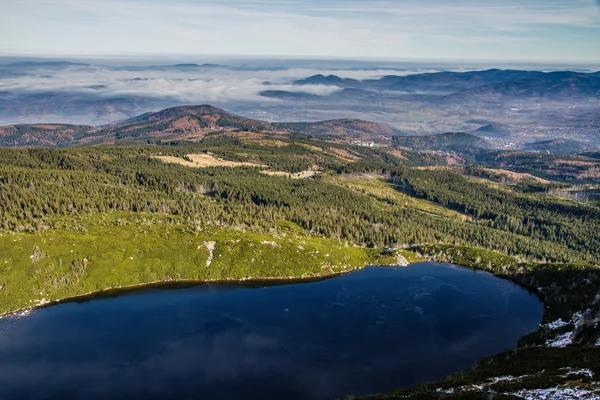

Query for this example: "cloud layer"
[0,64,426,104]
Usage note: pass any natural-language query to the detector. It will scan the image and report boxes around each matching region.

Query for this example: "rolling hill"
[289,69,600,101]
[392,132,492,152]
[292,69,547,93]
[259,90,321,100]
[471,122,512,138]
[364,69,545,93]
[274,119,403,139]
[104,105,275,140]
[0,105,404,147]
[293,74,360,87]
[0,124,98,147]
[522,138,597,154]
[448,71,600,101]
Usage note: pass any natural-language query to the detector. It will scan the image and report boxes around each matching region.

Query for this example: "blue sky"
[1,0,600,61]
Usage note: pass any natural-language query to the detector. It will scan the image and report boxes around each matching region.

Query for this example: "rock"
[396,253,409,267]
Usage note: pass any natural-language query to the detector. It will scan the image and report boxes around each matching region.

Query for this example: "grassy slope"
[0,213,404,315]
[326,174,472,221]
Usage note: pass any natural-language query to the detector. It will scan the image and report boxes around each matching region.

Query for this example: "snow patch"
[544,312,584,330]
[546,331,574,348]
[544,318,568,330]
[570,311,584,325]
[511,386,600,399]
[560,368,594,379]
[488,375,530,384]
[543,311,588,348]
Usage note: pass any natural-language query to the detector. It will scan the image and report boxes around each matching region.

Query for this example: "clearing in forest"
[155,153,266,168]
[156,153,319,179]
[481,168,552,184]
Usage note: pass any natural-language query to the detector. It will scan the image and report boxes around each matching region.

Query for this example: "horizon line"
[1,52,600,67]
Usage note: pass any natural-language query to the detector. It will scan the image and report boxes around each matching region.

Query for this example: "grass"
[2,215,599,399]
[0,212,403,315]
[325,174,472,221]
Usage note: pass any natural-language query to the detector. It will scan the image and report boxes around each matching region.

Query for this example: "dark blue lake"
[0,263,543,400]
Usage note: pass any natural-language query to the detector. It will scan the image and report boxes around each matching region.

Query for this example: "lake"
[0,263,543,400]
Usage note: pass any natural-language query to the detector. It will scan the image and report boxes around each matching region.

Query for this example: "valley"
[2,62,599,150]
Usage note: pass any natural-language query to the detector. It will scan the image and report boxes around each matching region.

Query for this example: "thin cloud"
[0,0,599,60]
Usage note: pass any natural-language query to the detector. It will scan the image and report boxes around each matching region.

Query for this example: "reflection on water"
[0,263,543,400]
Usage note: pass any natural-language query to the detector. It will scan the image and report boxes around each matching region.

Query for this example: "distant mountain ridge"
[274,119,403,139]
[471,122,512,137]
[103,105,275,141]
[274,69,600,102]
[0,105,403,147]
[0,124,97,147]
[3,61,90,68]
[116,105,234,125]
[392,132,492,152]
[294,74,360,86]
[446,71,600,101]
[522,138,597,154]
[259,90,320,100]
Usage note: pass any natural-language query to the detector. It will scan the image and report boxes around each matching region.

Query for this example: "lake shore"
[3,243,598,399]
[0,267,362,320]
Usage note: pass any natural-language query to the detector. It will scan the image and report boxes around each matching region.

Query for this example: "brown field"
[252,139,290,148]
[297,143,324,152]
[328,147,363,162]
[156,153,318,179]
[413,166,457,171]
[482,168,552,184]
[32,124,69,129]
[578,167,600,180]
[155,154,266,169]
[260,170,320,179]
[382,149,408,161]
[170,116,204,131]
[554,160,598,167]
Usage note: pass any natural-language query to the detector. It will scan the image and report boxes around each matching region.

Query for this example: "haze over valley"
[1,58,599,152]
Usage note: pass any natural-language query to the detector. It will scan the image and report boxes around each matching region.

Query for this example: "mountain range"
[287,69,600,100]
[0,105,404,147]
[522,138,598,154]
[1,63,599,144]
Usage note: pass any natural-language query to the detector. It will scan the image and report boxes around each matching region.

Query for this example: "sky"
[1,0,600,62]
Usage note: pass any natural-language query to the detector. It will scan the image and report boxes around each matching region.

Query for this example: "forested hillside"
[392,132,491,152]
[1,140,598,263]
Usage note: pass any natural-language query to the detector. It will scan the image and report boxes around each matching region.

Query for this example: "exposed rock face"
[396,253,409,267]
[204,241,216,268]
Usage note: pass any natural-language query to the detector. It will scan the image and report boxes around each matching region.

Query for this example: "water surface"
[0,263,543,400]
